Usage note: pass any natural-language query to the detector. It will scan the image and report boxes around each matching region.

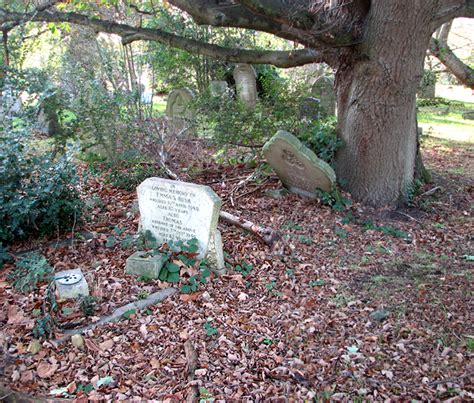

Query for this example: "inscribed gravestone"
[209,80,229,97]
[311,76,336,117]
[300,96,321,121]
[233,64,258,108]
[166,88,195,121]
[137,178,221,259]
[263,130,336,197]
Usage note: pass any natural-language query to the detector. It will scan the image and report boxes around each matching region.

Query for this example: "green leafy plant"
[203,319,218,337]
[80,296,97,317]
[8,253,54,292]
[32,314,56,339]
[316,188,352,212]
[298,118,341,164]
[234,261,254,276]
[122,309,137,320]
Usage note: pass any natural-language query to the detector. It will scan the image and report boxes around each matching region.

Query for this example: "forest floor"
[0,135,473,401]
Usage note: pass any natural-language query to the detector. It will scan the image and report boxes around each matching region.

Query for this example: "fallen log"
[219,210,282,248]
[184,340,199,403]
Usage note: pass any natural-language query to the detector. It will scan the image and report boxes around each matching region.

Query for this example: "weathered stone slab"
[54,269,89,299]
[166,88,195,134]
[126,251,166,279]
[137,178,222,259]
[206,230,225,275]
[311,76,336,117]
[263,130,336,196]
[233,64,258,108]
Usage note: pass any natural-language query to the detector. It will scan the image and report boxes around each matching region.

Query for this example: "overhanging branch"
[429,37,474,88]
[0,8,328,67]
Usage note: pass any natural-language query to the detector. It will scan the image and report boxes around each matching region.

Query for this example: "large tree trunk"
[334,2,437,206]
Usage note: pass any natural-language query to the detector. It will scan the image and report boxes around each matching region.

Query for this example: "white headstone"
[137,178,222,259]
[233,64,258,108]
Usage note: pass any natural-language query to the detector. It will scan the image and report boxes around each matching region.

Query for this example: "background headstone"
[137,178,222,259]
[209,80,229,97]
[311,76,336,117]
[233,64,258,108]
[263,130,336,197]
[165,88,195,131]
[300,96,321,121]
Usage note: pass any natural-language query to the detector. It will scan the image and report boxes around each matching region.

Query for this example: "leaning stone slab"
[126,251,166,279]
[263,130,336,196]
[165,88,195,120]
[137,177,222,259]
[206,230,225,275]
[54,269,89,299]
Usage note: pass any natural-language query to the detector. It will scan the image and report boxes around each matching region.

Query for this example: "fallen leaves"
[36,361,58,379]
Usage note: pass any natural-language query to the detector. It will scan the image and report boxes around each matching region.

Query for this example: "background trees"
[1,0,473,206]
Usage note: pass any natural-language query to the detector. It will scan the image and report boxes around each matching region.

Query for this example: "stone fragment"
[370,309,390,322]
[126,251,166,279]
[206,230,225,275]
[54,269,89,299]
[263,130,336,197]
[71,334,84,349]
[137,177,222,259]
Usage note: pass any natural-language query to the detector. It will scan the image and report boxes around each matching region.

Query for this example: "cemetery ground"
[0,133,473,401]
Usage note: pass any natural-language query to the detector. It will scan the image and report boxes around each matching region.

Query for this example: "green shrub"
[0,75,83,244]
[7,253,54,292]
[297,118,341,164]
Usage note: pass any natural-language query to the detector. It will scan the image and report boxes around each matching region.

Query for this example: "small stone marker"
[126,251,166,279]
[233,64,258,108]
[209,80,229,97]
[54,269,89,299]
[166,88,195,133]
[206,230,225,275]
[311,76,336,117]
[137,177,222,259]
[263,130,336,197]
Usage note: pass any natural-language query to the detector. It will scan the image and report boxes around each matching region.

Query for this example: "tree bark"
[334,2,437,206]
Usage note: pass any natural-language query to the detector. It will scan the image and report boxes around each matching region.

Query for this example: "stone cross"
[311,76,336,117]
[137,177,222,259]
[263,130,336,197]
[233,64,258,108]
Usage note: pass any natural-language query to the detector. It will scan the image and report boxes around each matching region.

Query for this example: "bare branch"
[168,0,365,48]
[431,0,474,26]
[0,7,329,67]
[429,36,474,88]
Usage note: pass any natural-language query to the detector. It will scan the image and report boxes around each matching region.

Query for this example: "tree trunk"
[334,2,437,206]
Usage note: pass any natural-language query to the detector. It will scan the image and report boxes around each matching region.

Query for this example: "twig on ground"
[184,340,199,403]
[420,186,441,198]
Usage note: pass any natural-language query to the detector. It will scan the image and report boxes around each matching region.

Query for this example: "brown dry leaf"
[179,293,200,302]
[85,338,100,353]
[20,370,33,383]
[7,305,26,325]
[150,357,160,369]
[67,381,77,394]
[99,339,114,351]
[37,361,58,379]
